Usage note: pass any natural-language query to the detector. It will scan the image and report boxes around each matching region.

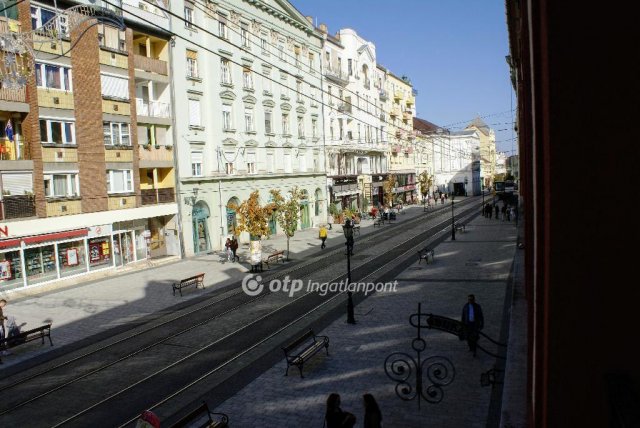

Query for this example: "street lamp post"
[451,195,456,241]
[343,219,356,324]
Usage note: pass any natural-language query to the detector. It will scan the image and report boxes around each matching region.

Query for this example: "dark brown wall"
[515,2,640,427]
[71,21,108,213]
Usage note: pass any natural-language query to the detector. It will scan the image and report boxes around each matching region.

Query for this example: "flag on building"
[5,119,14,142]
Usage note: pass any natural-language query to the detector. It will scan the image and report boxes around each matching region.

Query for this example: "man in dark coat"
[461,294,484,357]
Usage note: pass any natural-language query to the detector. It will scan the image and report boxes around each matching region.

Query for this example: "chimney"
[319,23,327,33]
[306,16,313,25]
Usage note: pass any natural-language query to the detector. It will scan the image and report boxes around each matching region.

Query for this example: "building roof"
[466,116,491,136]
[413,117,445,134]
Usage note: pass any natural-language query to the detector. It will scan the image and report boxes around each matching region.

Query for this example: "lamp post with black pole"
[451,194,456,241]
[343,219,356,324]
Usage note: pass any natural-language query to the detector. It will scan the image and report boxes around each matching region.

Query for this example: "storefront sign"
[0,225,8,238]
[66,248,79,266]
[88,224,112,238]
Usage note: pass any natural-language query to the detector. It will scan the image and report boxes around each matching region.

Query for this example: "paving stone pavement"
[0,202,455,369]
[213,215,518,427]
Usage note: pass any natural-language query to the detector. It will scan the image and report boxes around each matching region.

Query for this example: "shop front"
[0,214,179,292]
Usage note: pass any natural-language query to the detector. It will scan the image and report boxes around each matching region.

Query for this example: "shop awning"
[0,238,21,249]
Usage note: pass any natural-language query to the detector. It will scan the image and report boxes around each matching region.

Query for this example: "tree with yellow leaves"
[227,191,273,240]
[383,174,397,207]
[268,187,304,260]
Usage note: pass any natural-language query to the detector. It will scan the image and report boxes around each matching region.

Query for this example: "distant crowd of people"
[484,201,517,222]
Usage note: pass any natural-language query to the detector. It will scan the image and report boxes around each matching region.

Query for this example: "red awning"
[0,238,21,249]
[22,229,88,245]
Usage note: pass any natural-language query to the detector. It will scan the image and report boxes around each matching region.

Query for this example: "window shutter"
[186,49,197,60]
[155,126,168,146]
[1,173,33,196]
[101,74,129,100]
[191,150,203,163]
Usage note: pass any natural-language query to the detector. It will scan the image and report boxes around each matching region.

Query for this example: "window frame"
[106,169,134,194]
[43,172,80,198]
[40,119,75,145]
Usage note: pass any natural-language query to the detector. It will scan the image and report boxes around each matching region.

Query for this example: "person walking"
[501,204,507,222]
[461,294,484,357]
[494,203,500,220]
[319,224,328,249]
[325,393,356,428]
[224,237,233,262]
[0,299,9,356]
[229,236,239,262]
[440,193,445,205]
[328,214,334,230]
[363,393,383,428]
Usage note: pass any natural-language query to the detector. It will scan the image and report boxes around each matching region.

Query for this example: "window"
[188,99,201,128]
[221,59,232,85]
[240,22,250,47]
[222,104,233,130]
[264,111,273,134]
[218,13,228,39]
[98,25,126,52]
[282,113,290,135]
[225,153,235,175]
[35,63,72,91]
[243,68,253,89]
[348,59,353,76]
[244,108,254,132]
[101,74,129,100]
[184,5,194,29]
[106,170,134,193]
[296,80,303,102]
[263,73,272,93]
[186,50,198,78]
[246,152,256,174]
[260,32,269,53]
[31,5,68,34]
[284,153,292,173]
[308,52,314,70]
[278,38,285,60]
[103,122,130,145]
[266,152,275,173]
[44,173,79,198]
[191,151,203,177]
[297,116,304,138]
[299,154,306,172]
[312,118,318,138]
[39,119,75,145]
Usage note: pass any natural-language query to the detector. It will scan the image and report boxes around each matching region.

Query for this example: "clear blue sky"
[292,0,517,154]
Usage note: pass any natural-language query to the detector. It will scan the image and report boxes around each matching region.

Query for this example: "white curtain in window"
[189,100,201,126]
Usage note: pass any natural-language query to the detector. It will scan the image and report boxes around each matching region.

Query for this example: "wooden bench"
[262,250,285,270]
[0,324,53,364]
[373,217,384,227]
[168,401,229,428]
[418,247,435,264]
[455,222,466,233]
[172,273,205,296]
[282,330,330,378]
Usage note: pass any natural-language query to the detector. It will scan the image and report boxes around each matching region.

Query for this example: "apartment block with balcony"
[0,1,180,292]
[171,0,326,255]
[318,25,386,211]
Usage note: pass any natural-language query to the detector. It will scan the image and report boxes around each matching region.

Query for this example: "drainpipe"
[167,30,185,259]
[319,38,330,222]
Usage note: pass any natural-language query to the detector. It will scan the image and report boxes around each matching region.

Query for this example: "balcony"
[390,106,401,117]
[324,67,349,86]
[0,16,20,34]
[403,111,413,121]
[337,102,353,114]
[136,99,171,118]
[394,90,403,100]
[0,195,36,220]
[406,95,415,106]
[379,90,389,101]
[134,54,168,76]
[141,188,176,205]
[0,87,26,103]
[0,137,28,160]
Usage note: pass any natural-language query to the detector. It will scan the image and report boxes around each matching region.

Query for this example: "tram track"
[0,197,481,427]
